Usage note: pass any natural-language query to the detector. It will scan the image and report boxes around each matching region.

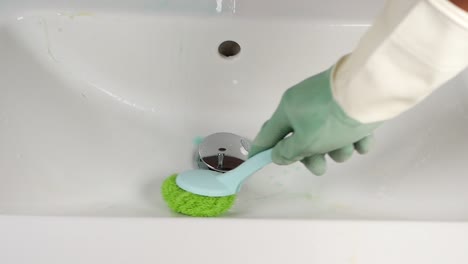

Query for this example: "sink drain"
[196,132,251,172]
[218,40,241,58]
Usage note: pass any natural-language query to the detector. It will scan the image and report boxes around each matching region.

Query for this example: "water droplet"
[216,0,223,13]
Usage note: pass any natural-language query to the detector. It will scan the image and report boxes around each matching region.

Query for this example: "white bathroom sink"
[1,0,468,263]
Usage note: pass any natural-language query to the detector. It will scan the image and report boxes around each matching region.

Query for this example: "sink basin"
[1,1,468,263]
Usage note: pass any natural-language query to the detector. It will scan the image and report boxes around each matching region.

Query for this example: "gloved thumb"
[249,106,291,158]
[272,133,310,165]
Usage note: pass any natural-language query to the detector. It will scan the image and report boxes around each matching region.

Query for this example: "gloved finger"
[249,106,292,158]
[328,144,354,163]
[354,134,374,154]
[271,133,308,165]
[301,154,327,176]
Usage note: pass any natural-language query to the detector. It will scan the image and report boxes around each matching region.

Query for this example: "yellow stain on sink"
[62,11,94,19]
[349,254,358,264]
[304,192,319,200]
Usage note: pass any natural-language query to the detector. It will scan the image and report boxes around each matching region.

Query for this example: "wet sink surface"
[1,9,468,221]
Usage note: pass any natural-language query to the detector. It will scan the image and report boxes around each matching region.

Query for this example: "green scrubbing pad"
[161,174,236,217]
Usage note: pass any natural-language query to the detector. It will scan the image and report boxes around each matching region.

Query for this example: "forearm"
[332,0,468,123]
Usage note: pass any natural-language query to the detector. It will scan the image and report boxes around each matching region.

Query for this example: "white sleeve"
[331,0,468,123]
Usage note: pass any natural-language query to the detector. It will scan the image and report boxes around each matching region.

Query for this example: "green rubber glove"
[249,66,381,175]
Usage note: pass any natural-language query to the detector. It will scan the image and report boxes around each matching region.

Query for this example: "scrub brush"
[161,149,273,217]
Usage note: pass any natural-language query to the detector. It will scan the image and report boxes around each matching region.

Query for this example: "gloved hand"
[250,0,468,175]
[249,65,381,176]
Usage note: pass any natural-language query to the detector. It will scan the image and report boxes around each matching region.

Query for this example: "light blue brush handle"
[176,149,273,197]
[218,149,273,192]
